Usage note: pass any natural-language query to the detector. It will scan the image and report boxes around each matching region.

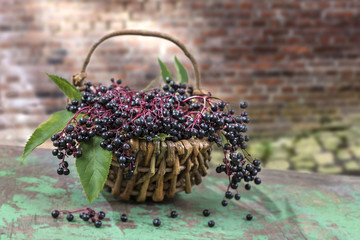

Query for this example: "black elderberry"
[94,220,102,228]
[121,214,128,222]
[63,168,70,175]
[245,184,251,190]
[225,191,233,199]
[235,193,241,200]
[240,102,248,109]
[79,212,84,219]
[52,149,58,156]
[57,152,64,159]
[51,210,60,218]
[253,159,261,166]
[66,213,74,222]
[82,214,90,221]
[153,218,161,227]
[246,214,253,221]
[208,220,215,227]
[170,211,178,218]
[57,168,64,175]
[98,211,106,220]
[254,177,261,185]
[74,151,82,158]
[221,200,228,207]
[203,209,211,217]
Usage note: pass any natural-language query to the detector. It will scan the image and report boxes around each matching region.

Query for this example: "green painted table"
[0,146,359,240]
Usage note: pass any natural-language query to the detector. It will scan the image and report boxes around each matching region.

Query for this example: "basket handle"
[72,30,201,90]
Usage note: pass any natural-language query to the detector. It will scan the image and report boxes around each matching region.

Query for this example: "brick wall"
[1,0,360,144]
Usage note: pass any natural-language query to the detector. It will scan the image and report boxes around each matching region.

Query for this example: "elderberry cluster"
[50,76,261,203]
[51,208,106,228]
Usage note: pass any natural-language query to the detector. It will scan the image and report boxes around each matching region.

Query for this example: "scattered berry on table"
[170,210,178,218]
[246,214,253,221]
[203,209,211,217]
[94,220,102,228]
[66,213,74,222]
[153,218,161,227]
[51,210,60,218]
[98,211,106,220]
[121,214,128,222]
[208,220,215,227]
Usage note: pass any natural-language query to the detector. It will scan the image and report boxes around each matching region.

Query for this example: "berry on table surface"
[153,218,161,227]
[246,214,253,221]
[98,211,106,220]
[121,214,128,222]
[94,220,102,228]
[66,213,74,222]
[208,220,215,227]
[203,209,211,217]
[170,210,178,218]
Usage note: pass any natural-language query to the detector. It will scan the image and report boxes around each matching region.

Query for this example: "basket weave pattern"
[105,138,212,202]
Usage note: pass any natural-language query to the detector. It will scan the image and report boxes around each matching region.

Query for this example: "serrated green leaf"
[75,136,112,203]
[158,59,172,83]
[21,110,75,163]
[46,73,82,101]
[174,56,189,84]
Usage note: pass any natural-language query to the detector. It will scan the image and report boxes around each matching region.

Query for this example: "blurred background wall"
[0,0,359,174]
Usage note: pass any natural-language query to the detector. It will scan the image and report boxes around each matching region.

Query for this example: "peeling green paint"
[0,146,359,239]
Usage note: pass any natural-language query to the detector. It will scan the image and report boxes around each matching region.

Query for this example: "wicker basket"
[71,30,213,202]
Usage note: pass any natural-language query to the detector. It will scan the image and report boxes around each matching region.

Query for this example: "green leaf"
[158,59,172,83]
[21,110,75,163]
[46,73,82,101]
[75,136,113,203]
[153,133,172,141]
[174,56,189,84]
[220,131,228,146]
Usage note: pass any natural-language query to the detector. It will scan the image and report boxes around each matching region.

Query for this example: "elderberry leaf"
[75,136,112,203]
[158,59,173,83]
[21,110,75,163]
[46,73,82,101]
[220,131,228,146]
[154,133,173,141]
[174,56,189,84]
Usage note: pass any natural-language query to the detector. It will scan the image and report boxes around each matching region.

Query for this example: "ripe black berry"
[254,177,261,185]
[51,210,60,218]
[246,214,253,221]
[121,214,128,222]
[170,210,178,218]
[153,218,161,227]
[203,209,211,217]
[98,211,106,220]
[240,102,248,109]
[82,214,90,221]
[208,220,215,227]
[57,168,64,175]
[221,200,228,207]
[66,213,74,222]
[94,220,102,228]
[225,191,233,199]
[245,184,251,190]
[235,193,241,200]
[63,168,70,175]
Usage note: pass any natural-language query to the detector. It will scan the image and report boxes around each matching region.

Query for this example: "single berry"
[82,214,90,221]
[208,220,215,227]
[51,210,60,218]
[63,168,70,175]
[79,212,84,219]
[94,220,102,228]
[57,168,64,175]
[221,200,228,207]
[170,211,178,218]
[235,193,241,200]
[66,213,74,222]
[153,218,161,227]
[121,214,128,222]
[240,102,248,109]
[98,211,106,220]
[246,214,253,221]
[254,177,262,185]
[225,191,233,199]
[203,209,211,217]
[245,184,251,190]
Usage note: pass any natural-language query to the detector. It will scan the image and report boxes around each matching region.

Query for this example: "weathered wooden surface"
[0,145,359,240]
